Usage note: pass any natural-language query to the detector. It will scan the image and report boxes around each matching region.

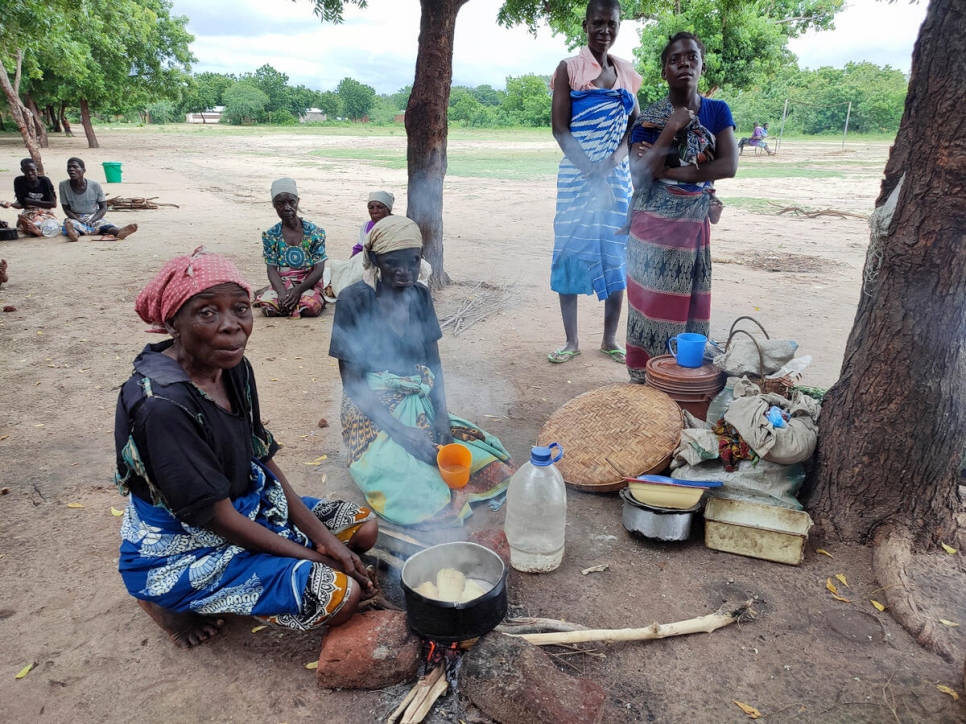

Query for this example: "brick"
[316,610,420,689]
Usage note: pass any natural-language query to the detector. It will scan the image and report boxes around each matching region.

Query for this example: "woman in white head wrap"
[328,215,513,526]
[351,190,394,257]
[253,177,329,318]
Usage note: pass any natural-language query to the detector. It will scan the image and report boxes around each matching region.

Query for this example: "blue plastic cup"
[667,333,707,368]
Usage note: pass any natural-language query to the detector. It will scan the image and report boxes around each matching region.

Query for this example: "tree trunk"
[48,104,62,133]
[806,0,965,550]
[24,94,49,148]
[0,58,44,174]
[405,0,469,289]
[60,103,74,137]
[80,99,99,148]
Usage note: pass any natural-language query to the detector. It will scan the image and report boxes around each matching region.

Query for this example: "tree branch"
[14,49,22,95]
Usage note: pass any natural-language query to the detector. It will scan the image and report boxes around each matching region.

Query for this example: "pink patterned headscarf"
[135,246,251,333]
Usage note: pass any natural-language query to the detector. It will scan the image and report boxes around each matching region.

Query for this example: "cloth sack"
[713,336,798,377]
[723,379,821,465]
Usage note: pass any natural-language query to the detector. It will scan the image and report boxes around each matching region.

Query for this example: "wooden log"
[401,668,448,724]
[388,665,443,724]
[503,600,755,646]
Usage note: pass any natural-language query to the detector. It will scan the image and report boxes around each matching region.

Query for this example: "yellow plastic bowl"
[627,481,704,509]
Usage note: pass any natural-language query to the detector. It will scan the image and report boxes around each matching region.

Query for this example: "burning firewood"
[387,664,447,724]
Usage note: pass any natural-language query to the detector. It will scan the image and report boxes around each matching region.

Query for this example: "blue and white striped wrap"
[551,88,636,300]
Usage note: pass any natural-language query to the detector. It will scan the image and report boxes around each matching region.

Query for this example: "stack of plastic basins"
[644,354,725,421]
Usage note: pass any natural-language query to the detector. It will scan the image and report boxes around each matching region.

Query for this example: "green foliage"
[146,100,179,124]
[390,85,412,111]
[501,74,552,127]
[250,63,291,114]
[266,108,299,125]
[180,72,236,114]
[307,0,367,22]
[498,0,843,103]
[337,76,376,120]
[223,82,270,124]
[719,62,907,135]
[3,0,194,120]
[315,90,342,117]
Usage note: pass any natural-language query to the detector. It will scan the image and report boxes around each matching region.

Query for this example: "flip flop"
[600,347,626,364]
[547,348,581,364]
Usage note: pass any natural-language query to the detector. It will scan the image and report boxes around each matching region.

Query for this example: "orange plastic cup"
[437,443,471,489]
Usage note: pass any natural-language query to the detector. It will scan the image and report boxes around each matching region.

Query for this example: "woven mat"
[538,383,683,492]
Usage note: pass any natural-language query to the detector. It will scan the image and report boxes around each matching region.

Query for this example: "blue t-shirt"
[630,97,734,145]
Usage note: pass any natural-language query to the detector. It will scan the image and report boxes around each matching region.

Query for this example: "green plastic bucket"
[102,161,123,183]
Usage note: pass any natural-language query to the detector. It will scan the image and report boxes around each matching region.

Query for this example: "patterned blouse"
[261,219,327,269]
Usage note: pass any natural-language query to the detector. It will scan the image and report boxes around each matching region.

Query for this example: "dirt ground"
[0,128,963,722]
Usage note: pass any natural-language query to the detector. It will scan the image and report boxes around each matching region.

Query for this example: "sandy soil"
[0,127,963,722]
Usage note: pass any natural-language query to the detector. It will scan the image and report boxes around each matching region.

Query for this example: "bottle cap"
[530,442,562,467]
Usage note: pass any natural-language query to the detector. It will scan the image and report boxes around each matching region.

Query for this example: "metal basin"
[621,487,702,542]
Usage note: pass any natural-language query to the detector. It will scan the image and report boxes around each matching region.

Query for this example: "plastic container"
[437,443,472,489]
[667,332,707,368]
[645,354,725,421]
[504,443,566,573]
[766,406,788,428]
[102,161,122,183]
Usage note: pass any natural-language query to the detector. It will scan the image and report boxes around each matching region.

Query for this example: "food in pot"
[414,581,439,598]
[414,567,492,603]
[435,567,466,601]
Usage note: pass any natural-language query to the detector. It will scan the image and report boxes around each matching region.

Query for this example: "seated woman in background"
[0,159,60,237]
[253,178,327,318]
[60,157,137,241]
[329,215,513,527]
[352,190,393,257]
[115,248,376,647]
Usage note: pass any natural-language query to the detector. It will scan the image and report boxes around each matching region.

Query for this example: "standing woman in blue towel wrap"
[547,0,641,365]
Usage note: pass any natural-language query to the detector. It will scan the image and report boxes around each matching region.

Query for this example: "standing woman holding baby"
[625,32,738,380]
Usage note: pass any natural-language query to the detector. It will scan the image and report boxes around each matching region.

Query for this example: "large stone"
[316,610,420,689]
[460,632,615,724]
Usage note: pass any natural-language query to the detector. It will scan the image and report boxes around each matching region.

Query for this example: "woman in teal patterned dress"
[253,178,327,318]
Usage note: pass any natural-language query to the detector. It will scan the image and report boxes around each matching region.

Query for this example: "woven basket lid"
[537,383,683,493]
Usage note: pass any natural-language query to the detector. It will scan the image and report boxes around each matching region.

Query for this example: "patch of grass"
[311,146,561,180]
[735,164,843,179]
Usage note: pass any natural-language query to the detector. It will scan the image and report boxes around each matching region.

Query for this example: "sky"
[168,0,929,94]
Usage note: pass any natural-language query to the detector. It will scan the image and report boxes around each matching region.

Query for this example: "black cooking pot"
[401,541,508,642]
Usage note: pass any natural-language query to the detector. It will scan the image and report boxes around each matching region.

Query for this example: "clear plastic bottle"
[504,443,566,573]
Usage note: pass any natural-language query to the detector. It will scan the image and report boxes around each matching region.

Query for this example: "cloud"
[173,0,924,92]
[788,0,926,73]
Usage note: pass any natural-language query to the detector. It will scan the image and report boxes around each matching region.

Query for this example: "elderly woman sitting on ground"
[60,157,137,241]
[115,248,376,647]
[329,215,513,527]
[253,178,328,318]
[352,190,393,257]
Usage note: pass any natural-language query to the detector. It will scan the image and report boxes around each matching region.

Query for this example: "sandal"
[600,347,626,364]
[547,348,581,364]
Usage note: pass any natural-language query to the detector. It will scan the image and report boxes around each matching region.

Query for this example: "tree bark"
[806,0,965,549]
[48,104,62,133]
[405,0,469,289]
[60,103,74,137]
[80,99,99,148]
[24,94,49,148]
[0,52,44,173]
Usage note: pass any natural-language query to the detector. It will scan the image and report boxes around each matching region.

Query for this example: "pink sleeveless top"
[550,46,642,93]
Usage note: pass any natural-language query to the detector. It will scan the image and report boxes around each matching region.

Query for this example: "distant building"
[300,108,327,123]
[185,106,224,124]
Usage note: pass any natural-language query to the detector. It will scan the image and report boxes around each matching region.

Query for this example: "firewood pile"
[105,196,179,211]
